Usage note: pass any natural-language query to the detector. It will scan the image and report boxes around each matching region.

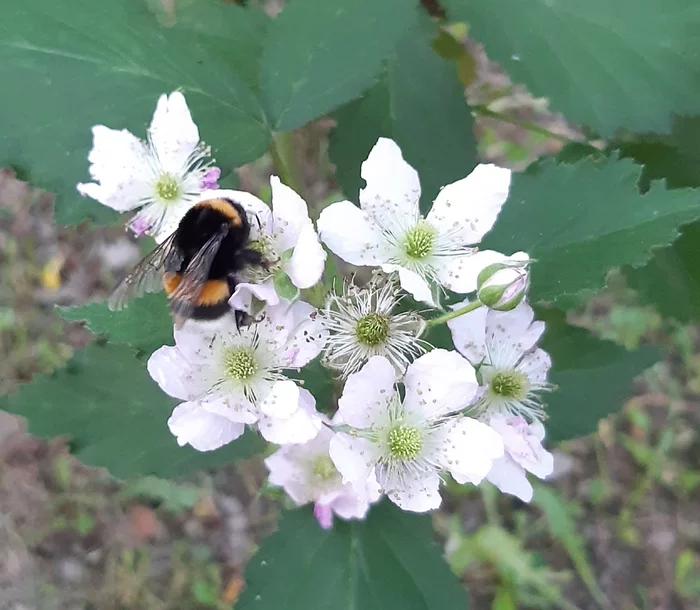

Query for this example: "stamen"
[403,222,436,260]
[387,425,423,460]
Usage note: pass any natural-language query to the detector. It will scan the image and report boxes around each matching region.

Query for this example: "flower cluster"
[80,92,555,528]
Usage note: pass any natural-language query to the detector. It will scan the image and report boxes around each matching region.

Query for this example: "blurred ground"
[2,28,700,610]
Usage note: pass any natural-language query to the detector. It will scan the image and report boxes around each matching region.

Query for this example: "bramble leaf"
[0,0,270,225]
[443,0,700,136]
[329,12,477,212]
[237,502,469,610]
[482,157,700,307]
[0,343,263,479]
[261,0,417,131]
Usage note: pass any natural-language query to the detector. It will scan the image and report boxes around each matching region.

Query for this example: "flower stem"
[269,131,305,196]
[426,300,484,328]
[471,104,578,145]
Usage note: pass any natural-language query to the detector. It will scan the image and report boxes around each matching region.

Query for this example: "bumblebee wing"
[168,225,229,326]
[107,231,181,311]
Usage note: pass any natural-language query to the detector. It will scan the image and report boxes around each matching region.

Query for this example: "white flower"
[147,302,327,450]
[320,272,429,377]
[486,415,554,502]
[317,137,511,307]
[447,300,552,421]
[265,424,381,529]
[77,92,218,244]
[328,352,504,512]
[476,251,531,311]
[204,177,327,310]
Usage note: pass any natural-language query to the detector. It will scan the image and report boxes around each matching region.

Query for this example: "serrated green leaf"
[482,156,700,307]
[237,501,468,610]
[538,309,660,442]
[329,11,477,212]
[0,0,270,226]
[443,0,700,136]
[0,343,263,479]
[261,0,417,131]
[625,220,700,323]
[58,293,172,355]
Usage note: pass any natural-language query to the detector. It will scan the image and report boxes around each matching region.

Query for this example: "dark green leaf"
[443,0,700,136]
[538,309,660,443]
[0,343,263,479]
[237,501,468,610]
[58,293,172,355]
[0,0,270,225]
[625,220,700,323]
[482,156,700,307]
[261,0,417,131]
[329,12,477,212]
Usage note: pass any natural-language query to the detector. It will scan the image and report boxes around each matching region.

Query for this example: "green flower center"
[155,173,181,202]
[224,348,258,381]
[387,425,423,460]
[404,222,435,260]
[311,455,337,481]
[489,370,530,400]
[355,313,390,346]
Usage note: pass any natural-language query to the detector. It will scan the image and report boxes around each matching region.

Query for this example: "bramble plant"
[2,0,700,607]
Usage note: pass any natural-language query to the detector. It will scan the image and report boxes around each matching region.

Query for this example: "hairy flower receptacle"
[355,312,390,346]
[403,222,435,260]
[388,424,423,460]
[155,173,181,201]
[489,370,530,401]
[311,455,337,481]
[224,348,258,381]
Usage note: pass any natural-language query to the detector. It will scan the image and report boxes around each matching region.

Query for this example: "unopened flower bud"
[476,252,530,311]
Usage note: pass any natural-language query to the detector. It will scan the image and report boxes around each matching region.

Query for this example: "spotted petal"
[427,164,511,244]
[148,92,200,173]
[337,356,397,429]
[167,401,246,452]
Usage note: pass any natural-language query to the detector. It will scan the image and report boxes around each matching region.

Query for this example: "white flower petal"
[447,301,488,365]
[173,321,218,364]
[486,455,534,502]
[318,200,390,266]
[229,280,280,311]
[148,92,200,173]
[259,379,300,418]
[445,418,505,485]
[330,489,372,520]
[337,356,397,429]
[403,349,478,419]
[385,470,442,513]
[264,450,313,505]
[147,346,200,400]
[518,349,552,384]
[382,263,436,307]
[427,164,511,244]
[258,389,322,444]
[270,176,310,252]
[286,222,326,289]
[329,433,379,489]
[435,249,508,295]
[167,401,245,452]
[360,138,421,231]
[281,301,328,369]
[486,301,544,355]
[77,125,152,211]
[490,416,554,480]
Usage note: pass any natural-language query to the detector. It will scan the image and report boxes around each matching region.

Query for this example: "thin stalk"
[426,299,483,328]
[472,104,578,145]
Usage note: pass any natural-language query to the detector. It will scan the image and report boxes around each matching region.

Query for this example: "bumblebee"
[108,198,265,328]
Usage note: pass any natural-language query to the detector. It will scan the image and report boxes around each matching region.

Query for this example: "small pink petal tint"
[201,166,221,190]
[127,211,154,237]
[314,502,333,529]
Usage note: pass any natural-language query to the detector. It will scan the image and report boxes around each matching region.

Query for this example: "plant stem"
[268,131,305,196]
[471,104,578,145]
[427,299,483,328]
